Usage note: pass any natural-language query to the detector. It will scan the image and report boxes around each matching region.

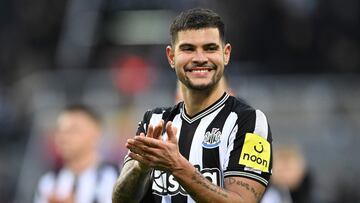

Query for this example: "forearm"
[112,160,152,203]
[172,157,246,203]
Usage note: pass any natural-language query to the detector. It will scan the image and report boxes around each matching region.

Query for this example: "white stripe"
[172,113,182,142]
[161,195,171,203]
[187,195,196,203]
[182,93,229,123]
[219,112,238,171]
[56,169,74,199]
[224,171,268,185]
[96,167,118,203]
[253,110,268,139]
[143,123,147,133]
[188,105,225,168]
[77,167,97,203]
[244,166,262,174]
[224,124,238,170]
[161,113,182,142]
[37,172,56,202]
[149,113,164,127]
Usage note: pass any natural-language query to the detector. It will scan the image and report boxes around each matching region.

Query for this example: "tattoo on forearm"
[112,166,150,203]
[112,174,139,201]
[225,177,262,201]
[191,170,228,199]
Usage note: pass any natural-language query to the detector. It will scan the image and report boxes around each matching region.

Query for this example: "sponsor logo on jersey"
[152,165,221,196]
[239,133,271,173]
[202,128,221,149]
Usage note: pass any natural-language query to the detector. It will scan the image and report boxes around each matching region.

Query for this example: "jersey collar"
[181,92,229,124]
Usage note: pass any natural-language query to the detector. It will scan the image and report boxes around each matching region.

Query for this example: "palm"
[126,121,182,172]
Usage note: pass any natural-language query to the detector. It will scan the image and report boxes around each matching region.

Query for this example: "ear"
[223,43,232,66]
[166,45,175,68]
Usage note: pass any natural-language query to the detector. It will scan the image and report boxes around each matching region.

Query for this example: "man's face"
[167,28,231,91]
[55,111,100,162]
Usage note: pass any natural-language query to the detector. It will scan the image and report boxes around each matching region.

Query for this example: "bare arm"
[171,155,265,203]
[112,121,164,203]
[112,160,152,203]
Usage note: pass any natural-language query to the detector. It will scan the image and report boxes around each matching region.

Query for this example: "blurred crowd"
[0,0,359,202]
[0,0,359,83]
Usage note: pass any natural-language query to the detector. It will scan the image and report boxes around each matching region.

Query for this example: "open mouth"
[187,68,212,72]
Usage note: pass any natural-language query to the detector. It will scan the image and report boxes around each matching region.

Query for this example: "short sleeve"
[224,109,272,186]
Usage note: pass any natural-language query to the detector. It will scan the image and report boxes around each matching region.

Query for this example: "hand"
[126,121,183,172]
[126,120,164,171]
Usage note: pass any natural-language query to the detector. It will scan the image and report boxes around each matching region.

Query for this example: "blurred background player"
[34,104,118,203]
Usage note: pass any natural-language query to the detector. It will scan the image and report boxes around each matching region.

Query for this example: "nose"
[192,50,208,64]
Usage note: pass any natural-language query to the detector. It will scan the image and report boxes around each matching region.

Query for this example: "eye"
[180,46,194,52]
[205,45,219,52]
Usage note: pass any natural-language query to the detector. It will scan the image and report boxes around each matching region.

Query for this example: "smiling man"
[112,8,273,203]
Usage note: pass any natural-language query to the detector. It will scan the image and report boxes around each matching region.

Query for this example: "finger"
[166,121,178,142]
[128,152,152,166]
[126,139,146,155]
[153,120,164,139]
[128,138,161,157]
[134,136,162,149]
[138,132,146,138]
[147,124,154,138]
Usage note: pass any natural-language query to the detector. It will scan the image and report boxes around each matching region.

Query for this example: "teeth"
[191,69,209,72]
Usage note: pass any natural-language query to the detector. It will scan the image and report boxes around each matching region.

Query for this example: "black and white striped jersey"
[34,163,118,203]
[125,92,272,203]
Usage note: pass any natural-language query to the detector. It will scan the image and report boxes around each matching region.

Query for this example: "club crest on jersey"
[202,128,221,149]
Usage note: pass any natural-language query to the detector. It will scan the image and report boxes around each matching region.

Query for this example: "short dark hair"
[63,104,101,125]
[170,8,225,45]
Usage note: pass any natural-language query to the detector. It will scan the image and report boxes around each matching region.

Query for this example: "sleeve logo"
[239,133,271,173]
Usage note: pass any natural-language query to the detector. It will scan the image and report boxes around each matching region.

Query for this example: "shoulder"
[142,103,181,122]
[38,171,56,185]
[146,102,181,115]
[38,166,63,183]
[227,96,271,137]
[226,96,257,117]
[36,168,62,195]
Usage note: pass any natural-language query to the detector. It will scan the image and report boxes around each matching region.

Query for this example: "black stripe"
[172,119,200,203]
[140,183,162,203]
[178,120,200,160]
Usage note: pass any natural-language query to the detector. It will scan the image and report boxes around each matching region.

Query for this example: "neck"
[65,151,98,175]
[182,84,225,117]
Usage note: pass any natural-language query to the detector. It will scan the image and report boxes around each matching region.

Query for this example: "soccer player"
[34,104,118,203]
[112,8,273,203]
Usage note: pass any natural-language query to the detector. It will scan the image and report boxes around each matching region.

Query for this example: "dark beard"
[177,63,222,92]
[185,80,217,91]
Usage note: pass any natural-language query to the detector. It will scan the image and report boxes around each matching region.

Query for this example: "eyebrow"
[178,43,220,49]
[178,43,195,49]
[203,43,220,49]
